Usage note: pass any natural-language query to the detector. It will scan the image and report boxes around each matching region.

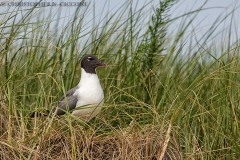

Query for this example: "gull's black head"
[81,54,106,74]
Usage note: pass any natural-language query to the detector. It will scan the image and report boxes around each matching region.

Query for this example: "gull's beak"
[98,61,107,67]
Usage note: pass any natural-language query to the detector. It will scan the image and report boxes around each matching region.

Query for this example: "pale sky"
[92,0,240,48]
[1,0,239,47]
[170,0,240,44]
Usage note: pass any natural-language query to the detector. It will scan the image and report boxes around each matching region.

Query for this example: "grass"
[0,0,240,159]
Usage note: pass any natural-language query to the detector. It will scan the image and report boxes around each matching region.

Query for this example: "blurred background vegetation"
[0,0,240,159]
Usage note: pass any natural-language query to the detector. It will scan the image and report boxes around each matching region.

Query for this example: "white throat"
[78,68,100,87]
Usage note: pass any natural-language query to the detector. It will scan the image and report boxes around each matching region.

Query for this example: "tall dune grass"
[0,0,240,159]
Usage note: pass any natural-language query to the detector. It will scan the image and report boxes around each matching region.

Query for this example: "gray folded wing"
[52,86,79,115]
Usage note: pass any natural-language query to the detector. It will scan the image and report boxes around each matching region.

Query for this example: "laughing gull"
[51,54,106,121]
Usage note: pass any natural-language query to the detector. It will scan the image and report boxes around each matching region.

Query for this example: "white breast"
[72,68,104,121]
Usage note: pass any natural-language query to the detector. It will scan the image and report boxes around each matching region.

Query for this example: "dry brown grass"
[0,106,181,160]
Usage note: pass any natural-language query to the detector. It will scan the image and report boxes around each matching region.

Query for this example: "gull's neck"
[78,68,100,87]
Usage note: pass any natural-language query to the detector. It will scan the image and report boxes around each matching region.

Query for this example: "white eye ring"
[87,57,92,61]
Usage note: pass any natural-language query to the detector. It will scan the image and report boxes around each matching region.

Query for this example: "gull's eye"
[87,57,93,61]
